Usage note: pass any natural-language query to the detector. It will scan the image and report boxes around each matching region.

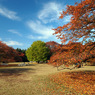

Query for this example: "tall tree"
[26,40,50,62]
[49,0,95,67]
[53,0,95,43]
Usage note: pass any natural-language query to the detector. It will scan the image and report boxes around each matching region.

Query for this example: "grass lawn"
[0,63,95,95]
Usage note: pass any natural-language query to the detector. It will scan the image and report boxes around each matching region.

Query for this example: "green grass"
[0,63,95,95]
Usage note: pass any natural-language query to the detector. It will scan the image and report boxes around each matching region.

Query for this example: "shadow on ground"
[68,70,95,75]
[0,68,35,76]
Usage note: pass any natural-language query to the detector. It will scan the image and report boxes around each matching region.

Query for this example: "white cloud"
[28,35,35,39]
[28,35,49,39]
[0,6,20,20]
[27,20,54,39]
[38,2,65,23]
[26,2,70,43]
[8,29,22,36]
[3,41,23,46]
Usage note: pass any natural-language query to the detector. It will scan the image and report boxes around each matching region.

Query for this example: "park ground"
[0,63,95,95]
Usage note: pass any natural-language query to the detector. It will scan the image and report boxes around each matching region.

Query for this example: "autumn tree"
[0,41,23,63]
[48,42,95,67]
[46,41,61,55]
[53,0,95,43]
[26,40,50,63]
[49,0,95,67]
[48,42,84,66]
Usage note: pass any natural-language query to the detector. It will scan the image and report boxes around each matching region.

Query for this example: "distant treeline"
[0,40,95,66]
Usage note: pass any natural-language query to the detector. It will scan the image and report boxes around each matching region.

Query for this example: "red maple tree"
[49,0,95,67]
[48,42,95,67]
[46,41,61,55]
[53,0,95,43]
[0,41,23,63]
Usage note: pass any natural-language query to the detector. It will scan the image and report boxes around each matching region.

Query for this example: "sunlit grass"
[0,63,95,95]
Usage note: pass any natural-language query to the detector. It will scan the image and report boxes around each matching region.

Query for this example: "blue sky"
[0,0,81,49]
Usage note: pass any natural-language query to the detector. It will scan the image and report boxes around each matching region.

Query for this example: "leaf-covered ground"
[49,71,95,95]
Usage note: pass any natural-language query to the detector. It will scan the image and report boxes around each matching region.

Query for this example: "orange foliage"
[48,42,83,66]
[53,0,95,43]
[0,41,23,63]
[50,0,95,66]
[48,42,95,66]
[49,71,95,95]
[46,41,61,55]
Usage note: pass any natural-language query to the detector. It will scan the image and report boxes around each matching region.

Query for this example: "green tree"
[26,40,50,62]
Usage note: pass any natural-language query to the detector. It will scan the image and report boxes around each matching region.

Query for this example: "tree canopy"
[48,41,95,66]
[48,0,95,67]
[16,48,28,62]
[0,41,23,63]
[46,41,61,55]
[26,40,50,62]
[53,0,95,43]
